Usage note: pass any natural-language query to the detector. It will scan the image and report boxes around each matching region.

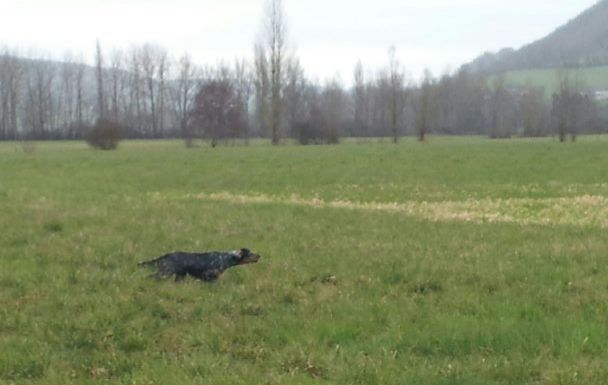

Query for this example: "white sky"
[0,0,599,82]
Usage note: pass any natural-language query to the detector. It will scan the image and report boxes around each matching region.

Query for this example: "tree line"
[0,0,605,145]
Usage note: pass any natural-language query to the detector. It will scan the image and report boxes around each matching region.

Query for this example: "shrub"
[86,119,123,150]
[295,120,340,146]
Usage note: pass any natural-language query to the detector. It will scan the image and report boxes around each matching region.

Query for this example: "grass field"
[1,137,608,385]
[499,65,608,99]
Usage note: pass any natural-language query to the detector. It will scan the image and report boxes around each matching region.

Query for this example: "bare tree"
[59,53,80,137]
[0,49,9,139]
[127,47,144,134]
[192,77,242,147]
[388,46,404,143]
[109,49,124,124]
[137,44,170,137]
[521,86,547,137]
[256,0,288,145]
[95,40,106,120]
[352,61,369,136]
[416,69,434,142]
[157,50,168,137]
[453,70,487,134]
[551,68,590,142]
[253,43,270,138]
[320,78,345,143]
[172,54,198,146]
[233,58,253,141]
[284,57,306,138]
[141,44,159,136]
[554,69,573,142]
[24,58,55,138]
[294,78,343,145]
[0,48,23,140]
[8,55,22,139]
[488,74,515,138]
[74,61,86,135]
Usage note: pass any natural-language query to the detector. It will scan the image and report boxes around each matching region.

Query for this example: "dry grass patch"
[180,191,608,229]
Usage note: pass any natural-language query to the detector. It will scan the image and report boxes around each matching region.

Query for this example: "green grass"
[1,137,608,384]
[498,65,608,99]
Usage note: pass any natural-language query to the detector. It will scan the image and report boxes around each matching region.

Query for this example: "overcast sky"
[0,0,599,82]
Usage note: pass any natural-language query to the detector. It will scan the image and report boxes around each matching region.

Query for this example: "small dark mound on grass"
[43,221,63,233]
[410,281,443,295]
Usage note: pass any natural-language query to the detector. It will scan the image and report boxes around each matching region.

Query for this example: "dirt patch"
[181,192,608,228]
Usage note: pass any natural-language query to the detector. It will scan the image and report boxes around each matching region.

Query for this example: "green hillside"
[506,66,608,91]
[492,66,608,101]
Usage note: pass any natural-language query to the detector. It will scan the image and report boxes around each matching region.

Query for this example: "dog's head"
[232,248,261,265]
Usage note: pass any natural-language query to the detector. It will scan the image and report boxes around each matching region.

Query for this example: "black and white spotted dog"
[139,248,260,282]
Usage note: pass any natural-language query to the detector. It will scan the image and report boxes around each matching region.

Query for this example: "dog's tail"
[138,255,166,267]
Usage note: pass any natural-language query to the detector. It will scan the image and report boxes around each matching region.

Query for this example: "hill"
[464,0,608,74]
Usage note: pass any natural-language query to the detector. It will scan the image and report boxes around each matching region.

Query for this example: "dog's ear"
[231,249,249,260]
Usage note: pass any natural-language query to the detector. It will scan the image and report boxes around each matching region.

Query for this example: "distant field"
[1,137,608,384]
[500,65,608,99]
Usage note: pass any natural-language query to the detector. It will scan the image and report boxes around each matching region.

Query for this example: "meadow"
[1,136,608,385]
[500,65,608,99]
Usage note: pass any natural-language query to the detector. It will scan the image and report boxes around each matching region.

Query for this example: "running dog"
[139,248,260,282]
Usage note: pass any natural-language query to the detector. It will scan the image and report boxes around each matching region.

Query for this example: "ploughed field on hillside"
[1,137,608,385]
